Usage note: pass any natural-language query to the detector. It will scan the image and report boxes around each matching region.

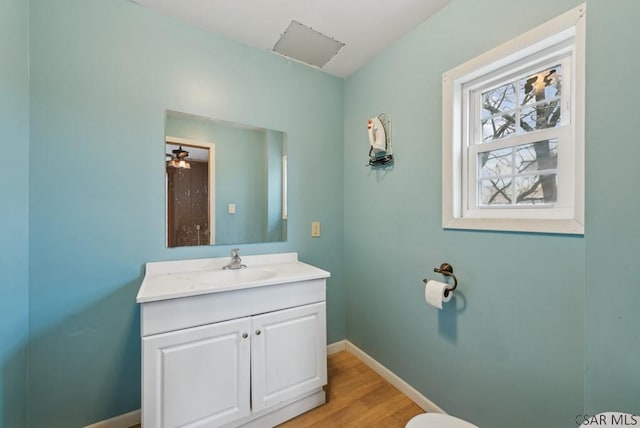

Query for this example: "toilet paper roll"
[424,279,453,309]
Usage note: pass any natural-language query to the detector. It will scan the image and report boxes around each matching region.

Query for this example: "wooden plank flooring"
[130,350,423,428]
[277,350,423,427]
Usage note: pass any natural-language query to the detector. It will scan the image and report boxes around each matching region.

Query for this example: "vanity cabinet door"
[142,317,251,428]
[250,302,327,412]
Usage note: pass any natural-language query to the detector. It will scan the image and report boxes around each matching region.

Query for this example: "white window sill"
[443,216,584,235]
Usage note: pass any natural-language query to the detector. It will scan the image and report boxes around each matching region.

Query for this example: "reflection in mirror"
[166,138,215,246]
[165,111,287,248]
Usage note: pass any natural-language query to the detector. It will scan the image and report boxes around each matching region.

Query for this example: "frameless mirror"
[165,110,287,247]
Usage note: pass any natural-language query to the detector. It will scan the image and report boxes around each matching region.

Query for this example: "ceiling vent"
[273,20,345,68]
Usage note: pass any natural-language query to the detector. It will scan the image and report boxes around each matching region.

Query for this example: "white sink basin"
[191,268,277,285]
[137,253,331,303]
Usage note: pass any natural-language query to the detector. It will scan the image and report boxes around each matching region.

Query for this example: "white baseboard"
[87,340,443,427]
[345,341,446,414]
[327,339,346,354]
[84,409,140,428]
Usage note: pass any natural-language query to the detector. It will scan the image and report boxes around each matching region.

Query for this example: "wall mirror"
[165,110,287,248]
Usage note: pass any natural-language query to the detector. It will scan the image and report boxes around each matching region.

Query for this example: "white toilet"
[406,413,478,428]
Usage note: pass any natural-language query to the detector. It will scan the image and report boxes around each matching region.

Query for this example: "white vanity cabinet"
[250,302,326,413]
[142,317,252,427]
[137,253,330,428]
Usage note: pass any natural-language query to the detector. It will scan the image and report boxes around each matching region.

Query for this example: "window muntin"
[464,53,572,216]
[481,64,564,143]
[478,139,559,206]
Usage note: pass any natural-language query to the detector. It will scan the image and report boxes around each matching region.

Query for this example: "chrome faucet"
[223,248,246,270]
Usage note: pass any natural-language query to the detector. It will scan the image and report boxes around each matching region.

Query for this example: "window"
[442,4,585,234]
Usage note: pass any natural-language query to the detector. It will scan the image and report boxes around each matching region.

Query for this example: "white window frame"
[442,4,585,234]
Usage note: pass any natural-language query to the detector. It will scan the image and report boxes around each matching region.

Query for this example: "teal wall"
[345,1,640,427]
[8,0,638,426]
[28,0,344,426]
[344,1,586,427]
[210,125,266,244]
[584,1,640,414]
[0,0,29,426]
[265,130,286,242]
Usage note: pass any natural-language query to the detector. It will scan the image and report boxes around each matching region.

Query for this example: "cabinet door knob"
[242,332,248,339]
[255,329,261,336]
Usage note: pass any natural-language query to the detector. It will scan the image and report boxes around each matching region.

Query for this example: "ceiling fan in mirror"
[166,145,191,169]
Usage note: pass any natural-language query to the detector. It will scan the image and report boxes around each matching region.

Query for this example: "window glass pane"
[479,179,512,206]
[478,148,512,178]
[515,174,557,205]
[520,65,562,106]
[521,101,561,132]
[482,83,516,119]
[482,114,516,142]
[515,139,558,173]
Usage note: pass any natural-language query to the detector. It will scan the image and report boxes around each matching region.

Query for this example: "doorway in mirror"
[166,138,215,247]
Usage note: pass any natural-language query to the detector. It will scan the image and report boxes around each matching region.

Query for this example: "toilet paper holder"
[423,263,458,298]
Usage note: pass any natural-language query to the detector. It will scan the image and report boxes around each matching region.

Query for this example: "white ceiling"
[129,0,451,77]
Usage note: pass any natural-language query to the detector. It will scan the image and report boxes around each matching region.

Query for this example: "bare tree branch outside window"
[479,66,561,206]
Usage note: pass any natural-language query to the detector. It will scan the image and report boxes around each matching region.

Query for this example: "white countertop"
[137,252,330,303]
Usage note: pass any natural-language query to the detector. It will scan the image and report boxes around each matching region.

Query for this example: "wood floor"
[131,350,423,428]
[277,350,423,427]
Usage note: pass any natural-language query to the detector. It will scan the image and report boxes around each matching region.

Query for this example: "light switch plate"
[228,203,236,214]
[311,222,320,237]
